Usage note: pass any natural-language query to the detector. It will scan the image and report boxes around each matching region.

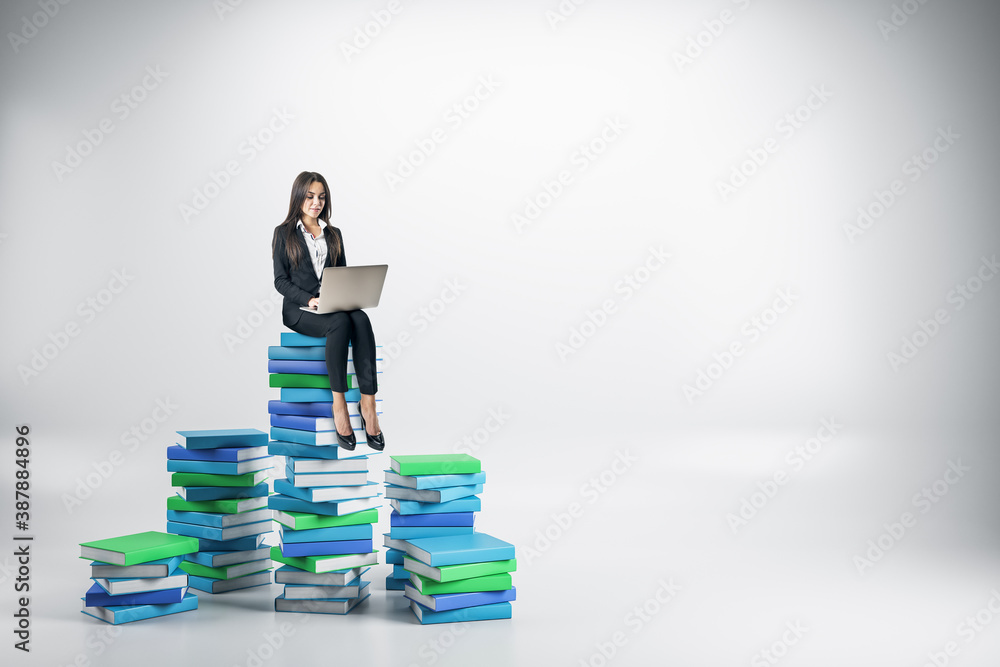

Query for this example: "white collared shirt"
[296,218,328,280]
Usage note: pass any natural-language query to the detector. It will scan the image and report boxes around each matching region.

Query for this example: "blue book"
[268,345,326,360]
[165,508,272,529]
[280,539,373,557]
[84,582,188,607]
[281,388,360,402]
[185,547,271,568]
[385,484,483,503]
[269,493,382,517]
[268,400,333,417]
[391,497,481,515]
[269,440,359,460]
[384,470,487,489]
[271,426,364,446]
[167,520,272,542]
[177,429,267,450]
[279,523,373,543]
[186,572,271,594]
[390,511,476,527]
[386,548,405,565]
[386,575,406,591]
[271,413,379,432]
[409,600,512,624]
[404,584,516,612]
[390,526,475,540]
[392,564,409,578]
[404,533,515,567]
[180,483,269,502]
[268,359,328,374]
[197,534,264,552]
[280,332,328,346]
[81,592,198,625]
[274,479,378,503]
[167,444,269,462]
[90,555,183,579]
[166,457,273,475]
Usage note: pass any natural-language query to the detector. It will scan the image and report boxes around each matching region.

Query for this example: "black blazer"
[272,223,346,327]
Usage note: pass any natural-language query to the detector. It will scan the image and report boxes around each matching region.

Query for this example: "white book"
[274,566,368,586]
[282,580,369,600]
[94,573,188,596]
[287,457,371,474]
[275,592,370,614]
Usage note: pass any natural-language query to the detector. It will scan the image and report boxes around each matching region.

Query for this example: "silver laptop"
[300,264,388,314]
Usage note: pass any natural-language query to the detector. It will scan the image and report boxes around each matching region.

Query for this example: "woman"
[271,171,384,451]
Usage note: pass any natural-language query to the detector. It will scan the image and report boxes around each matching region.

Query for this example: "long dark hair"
[272,171,342,269]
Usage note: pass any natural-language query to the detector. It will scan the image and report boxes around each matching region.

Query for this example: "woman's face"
[300,180,326,221]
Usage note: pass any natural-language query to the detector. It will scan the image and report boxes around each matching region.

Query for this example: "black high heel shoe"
[333,409,356,451]
[358,402,385,451]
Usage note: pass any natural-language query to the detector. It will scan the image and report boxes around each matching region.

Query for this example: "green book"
[269,546,378,574]
[171,470,269,488]
[273,508,378,531]
[390,454,481,476]
[268,373,360,390]
[166,495,267,514]
[80,531,199,566]
[179,559,271,581]
[402,556,515,583]
[409,571,512,595]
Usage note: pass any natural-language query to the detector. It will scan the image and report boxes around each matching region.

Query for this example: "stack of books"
[383,454,517,624]
[166,429,274,594]
[267,331,383,614]
[80,531,199,624]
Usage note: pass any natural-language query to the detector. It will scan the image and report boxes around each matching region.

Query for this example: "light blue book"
[186,572,271,594]
[177,429,267,450]
[404,533,515,567]
[409,600,512,624]
[274,479,378,504]
[386,575,406,591]
[198,534,264,552]
[279,523,373,543]
[285,465,369,488]
[271,426,361,446]
[385,484,483,504]
[384,470,486,490]
[166,457,273,475]
[280,332,329,346]
[280,388,361,403]
[185,547,271,568]
[81,591,198,624]
[180,483,269,502]
[386,548,405,565]
[389,526,475,540]
[269,345,327,360]
[404,584,516,612]
[392,564,409,578]
[269,440,363,460]
[391,497,481,516]
[269,493,383,517]
[167,444,269,462]
[90,555,183,579]
[165,508,272,529]
[167,519,272,542]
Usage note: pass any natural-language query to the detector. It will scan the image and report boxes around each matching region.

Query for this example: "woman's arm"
[272,227,316,306]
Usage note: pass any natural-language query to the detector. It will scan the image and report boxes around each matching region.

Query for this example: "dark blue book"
[268,359,328,374]
[390,510,476,527]
[269,493,382,517]
[81,592,198,624]
[179,483,269,502]
[280,538,373,557]
[168,444,269,462]
[167,520,271,542]
[404,584,516,612]
[166,508,272,529]
[84,582,188,607]
[166,457,273,475]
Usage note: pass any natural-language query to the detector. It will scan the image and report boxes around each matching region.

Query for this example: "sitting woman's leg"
[346,309,382,442]
[289,312,354,439]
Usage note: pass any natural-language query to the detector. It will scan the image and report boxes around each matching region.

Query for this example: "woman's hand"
[307,297,320,309]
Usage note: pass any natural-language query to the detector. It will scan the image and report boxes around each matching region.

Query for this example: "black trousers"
[285,309,378,395]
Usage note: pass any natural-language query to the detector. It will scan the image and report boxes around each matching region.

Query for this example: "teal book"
[280,387,362,402]
[80,592,198,625]
[389,526,475,540]
[185,547,271,568]
[271,427,361,447]
[268,345,326,360]
[278,523,373,543]
[166,458,273,475]
[165,508,272,529]
[389,454,481,476]
[390,496,481,515]
[404,533,514,567]
[280,332,328,346]
[166,519,272,542]
[386,548,405,565]
[177,429,267,450]
[274,479,378,503]
[269,440,361,460]
[197,535,264,552]
[384,470,486,490]
[409,600,511,624]
[384,484,483,503]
